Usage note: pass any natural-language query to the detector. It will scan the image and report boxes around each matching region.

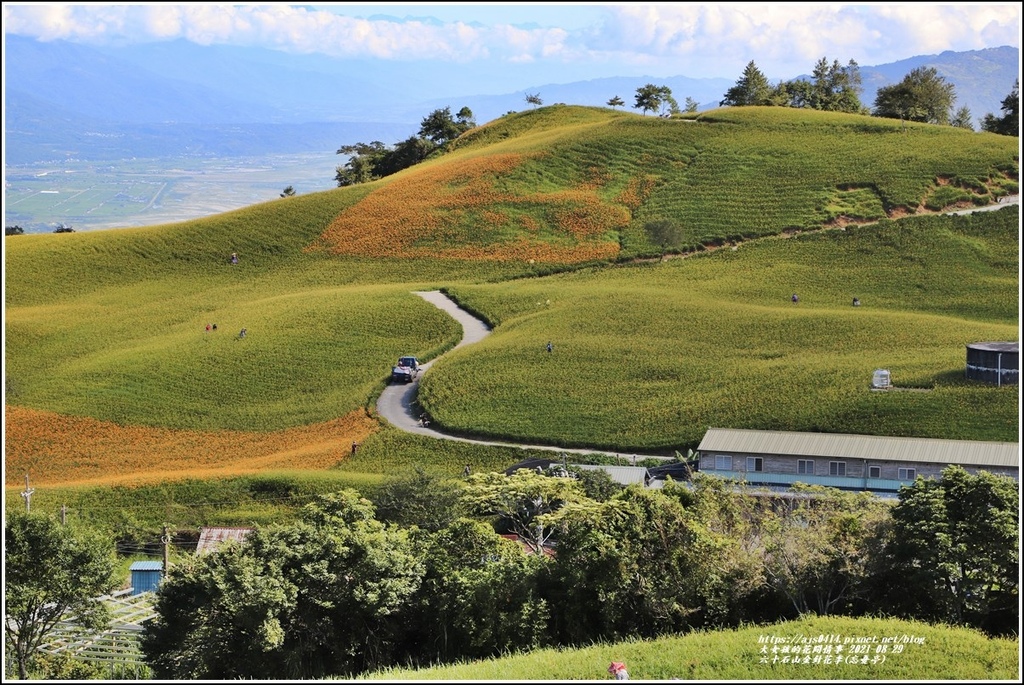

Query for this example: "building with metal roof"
[697,428,1019,494]
[196,526,253,555]
[129,561,164,595]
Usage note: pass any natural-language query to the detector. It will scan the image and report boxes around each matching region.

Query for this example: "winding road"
[375,291,668,462]
[375,198,1019,461]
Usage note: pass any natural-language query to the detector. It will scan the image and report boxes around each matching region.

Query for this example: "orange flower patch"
[309,153,622,263]
[615,174,658,213]
[4,405,378,488]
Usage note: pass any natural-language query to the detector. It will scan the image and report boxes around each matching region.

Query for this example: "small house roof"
[129,561,164,572]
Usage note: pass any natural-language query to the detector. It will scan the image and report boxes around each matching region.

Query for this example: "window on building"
[715,455,732,470]
[797,459,814,475]
[868,465,881,479]
[898,468,916,480]
[747,457,763,472]
[829,461,846,476]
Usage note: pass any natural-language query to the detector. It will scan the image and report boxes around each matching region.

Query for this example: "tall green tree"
[872,66,957,125]
[461,469,588,553]
[372,467,466,531]
[684,96,699,113]
[419,106,474,147]
[410,518,550,662]
[951,106,974,130]
[810,57,863,112]
[549,487,717,643]
[981,79,1019,136]
[4,513,118,680]
[633,83,668,115]
[874,466,1018,635]
[607,95,625,109]
[525,93,543,107]
[760,485,888,616]
[720,61,773,106]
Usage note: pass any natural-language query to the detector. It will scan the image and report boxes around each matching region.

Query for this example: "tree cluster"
[719,57,1018,135]
[335,106,475,187]
[132,465,1018,679]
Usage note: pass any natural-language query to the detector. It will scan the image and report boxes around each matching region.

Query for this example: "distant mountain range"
[3,35,1018,164]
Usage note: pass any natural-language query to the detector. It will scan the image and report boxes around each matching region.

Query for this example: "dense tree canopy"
[138,464,1020,679]
[334,106,475,187]
[874,466,1019,635]
[780,57,863,113]
[872,66,957,125]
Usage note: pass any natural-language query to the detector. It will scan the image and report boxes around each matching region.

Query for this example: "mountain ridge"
[3,35,1017,165]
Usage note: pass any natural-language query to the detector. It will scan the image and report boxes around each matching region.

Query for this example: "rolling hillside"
[3,105,1019,494]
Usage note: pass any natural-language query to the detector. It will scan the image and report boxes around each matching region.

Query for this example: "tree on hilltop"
[634,84,674,116]
[951,106,974,130]
[872,66,956,125]
[280,185,296,197]
[334,106,476,187]
[607,95,625,109]
[684,97,699,113]
[720,61,773,106]
[6,224,25,235]
[981,79,1018,136]
[525,93,543,108]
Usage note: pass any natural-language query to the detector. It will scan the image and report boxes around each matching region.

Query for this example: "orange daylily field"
[4,405,378,488]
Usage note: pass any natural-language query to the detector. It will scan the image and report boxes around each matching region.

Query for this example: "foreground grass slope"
[4,105,1019,496]
[359,615,1020,681]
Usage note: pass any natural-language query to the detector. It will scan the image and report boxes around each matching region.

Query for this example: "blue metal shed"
[129,561,164,595]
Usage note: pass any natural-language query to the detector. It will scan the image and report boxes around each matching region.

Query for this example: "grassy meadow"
[3,104,1019,530]
[357,615,1020,681]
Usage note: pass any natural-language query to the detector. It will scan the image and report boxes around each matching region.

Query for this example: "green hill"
[4,105,1019,496]
[357,615,1020,681]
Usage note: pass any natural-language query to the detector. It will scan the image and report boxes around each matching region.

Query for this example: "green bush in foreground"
[357,615,1020,681]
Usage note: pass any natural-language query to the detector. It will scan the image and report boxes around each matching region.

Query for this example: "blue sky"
[3,2,1021,81]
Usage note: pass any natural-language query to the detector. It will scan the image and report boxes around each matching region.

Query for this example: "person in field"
[608,661,629,680]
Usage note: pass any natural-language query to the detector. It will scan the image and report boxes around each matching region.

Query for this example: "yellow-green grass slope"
[359,615,1020,681]
[4,105,1019,488]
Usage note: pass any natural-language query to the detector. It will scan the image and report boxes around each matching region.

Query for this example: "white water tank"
[871,369,891,389]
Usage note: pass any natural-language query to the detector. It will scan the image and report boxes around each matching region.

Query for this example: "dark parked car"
[391,356,420,383]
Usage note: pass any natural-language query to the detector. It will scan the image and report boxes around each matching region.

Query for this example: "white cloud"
[2,3,1019,77]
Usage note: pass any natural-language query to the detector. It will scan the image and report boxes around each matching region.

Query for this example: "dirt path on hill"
[639,193,1020,265]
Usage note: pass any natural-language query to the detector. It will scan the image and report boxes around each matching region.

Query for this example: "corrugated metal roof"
[698,428,1020,468]
[129,561,164,571]
[572,464,650,485]
[196,526,253,554]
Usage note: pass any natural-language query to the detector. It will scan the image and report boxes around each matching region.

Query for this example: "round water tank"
[965,342,1018,385]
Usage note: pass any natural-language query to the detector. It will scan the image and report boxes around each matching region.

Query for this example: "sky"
[2,2,1021,81]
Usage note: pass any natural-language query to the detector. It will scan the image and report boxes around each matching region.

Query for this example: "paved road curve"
[375,290,669,461]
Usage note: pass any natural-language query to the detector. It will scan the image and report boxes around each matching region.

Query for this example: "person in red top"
[608,661,629,680]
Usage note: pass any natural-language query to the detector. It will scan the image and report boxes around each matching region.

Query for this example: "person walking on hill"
[546,341,553,353]
[791,293,799,303]
[230,252,239,265]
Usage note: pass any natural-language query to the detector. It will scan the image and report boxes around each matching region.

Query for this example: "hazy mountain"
[3,34,1018,165]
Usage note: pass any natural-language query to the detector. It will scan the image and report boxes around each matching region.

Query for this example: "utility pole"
[21,474,34,512]
[162,526,171,573]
